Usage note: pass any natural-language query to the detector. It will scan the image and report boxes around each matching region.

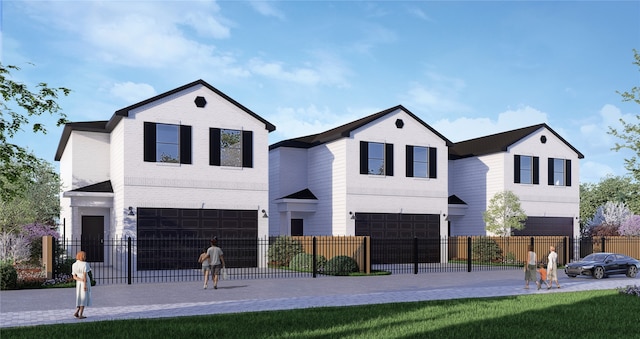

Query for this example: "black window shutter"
[210,128,221,166]
[548,158,555,185]
[514,155,521,183]
[385,143,394,176]
[565,159,572,186]
[429,147,437,179]
[242,130,253,168]
[533,156,539,185]
[180,125,192,164]
[143,122,156,162]
[406,145,414,177]
[360,141,368,174]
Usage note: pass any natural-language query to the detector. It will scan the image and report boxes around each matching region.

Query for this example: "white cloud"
[249,1,285,19]
[109,82,157,104]
[269,105,370,142]
[247,51,351,88]
[401,71,471,115]
[21,1,235,69]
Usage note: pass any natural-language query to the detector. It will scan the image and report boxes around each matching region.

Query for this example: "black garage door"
[355,213,440,264]
[137,208,258,270]
[513,217,573,237]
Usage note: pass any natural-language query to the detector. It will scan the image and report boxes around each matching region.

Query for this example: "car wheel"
[627,265,638,278]
[593,266,605,279]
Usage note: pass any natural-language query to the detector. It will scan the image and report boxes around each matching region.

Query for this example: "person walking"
[536,263,550,290]
[72,251,92,319]
[547,246,561,289]
[524,245,537,289]
[205,237,226,290]
[198,247,212,289]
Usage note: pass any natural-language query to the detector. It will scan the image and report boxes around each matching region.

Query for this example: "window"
[360,141,393,176]
[548,158,572,186]
[210,128,253,168]
[514,155,539,184]
[406,145,437,178]
[143,122,192,164]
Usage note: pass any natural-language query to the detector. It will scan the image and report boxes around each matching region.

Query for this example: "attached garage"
[355,213,441,264]
[137,208,258,270]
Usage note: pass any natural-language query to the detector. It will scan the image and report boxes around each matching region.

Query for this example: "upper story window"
[548,158,572,186]
[360,141,393,176]
[406,145,437,178]
[514,155,539,184]
[144,122,192,164]
[210,128,253,168]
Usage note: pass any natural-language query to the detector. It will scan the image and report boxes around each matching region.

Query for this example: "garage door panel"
[137,208,258,270]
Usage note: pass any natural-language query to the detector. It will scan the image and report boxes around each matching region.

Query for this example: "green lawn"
[2,290,637,339]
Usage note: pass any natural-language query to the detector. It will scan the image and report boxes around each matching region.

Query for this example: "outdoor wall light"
[262,209,269,218]
[128,206,135,216]
[349,211,355,220]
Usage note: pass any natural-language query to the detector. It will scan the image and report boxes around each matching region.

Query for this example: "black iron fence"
[52,236,640,285]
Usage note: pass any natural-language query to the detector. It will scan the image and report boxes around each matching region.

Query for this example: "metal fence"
[53,236,640,285]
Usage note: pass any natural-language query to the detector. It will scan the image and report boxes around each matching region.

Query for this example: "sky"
[2,1,639,184]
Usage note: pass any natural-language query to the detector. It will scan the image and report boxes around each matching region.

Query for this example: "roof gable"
[270,105,452,150]
[55,80,275,161]
[449,123,584,159]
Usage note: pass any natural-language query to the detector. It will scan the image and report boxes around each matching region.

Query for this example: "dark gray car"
[564,252,640,279]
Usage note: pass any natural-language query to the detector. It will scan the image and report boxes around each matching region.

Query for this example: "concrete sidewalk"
[1,270,637,328]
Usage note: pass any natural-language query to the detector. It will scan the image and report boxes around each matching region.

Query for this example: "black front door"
[81,215,104,262]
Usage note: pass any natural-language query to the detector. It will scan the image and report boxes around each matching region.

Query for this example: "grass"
[2,289,638,339]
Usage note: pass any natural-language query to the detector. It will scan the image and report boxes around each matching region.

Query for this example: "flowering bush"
[617,285,640,297]
[619,215,640,236]
[20,223,60,264]
[0,232,31,263]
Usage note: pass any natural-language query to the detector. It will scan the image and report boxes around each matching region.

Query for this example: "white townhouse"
[55,80,275,267]
[448,124,584,237]
[269,105,453,239]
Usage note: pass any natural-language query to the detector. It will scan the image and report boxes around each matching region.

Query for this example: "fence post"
[127,237,132,285]
[467,237,472,272]
[42,236,54,279]
[601,236,606,253]
[312,236,317,278]
[562,237,568,265]
[413,237,418,274]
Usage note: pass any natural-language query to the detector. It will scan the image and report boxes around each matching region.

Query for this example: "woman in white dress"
[72,251,92,319]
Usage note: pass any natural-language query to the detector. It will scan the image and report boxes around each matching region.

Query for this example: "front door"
[81,216,104,262]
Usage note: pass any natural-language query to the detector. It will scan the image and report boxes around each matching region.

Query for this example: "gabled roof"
[269,105,453,150]
[448,123,584,160]
[55,79,275,161]
[70,180,113,193]
[112,79,275,132]
[278,188,318,200]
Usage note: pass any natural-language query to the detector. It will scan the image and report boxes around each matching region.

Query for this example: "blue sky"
[2,1,639,184]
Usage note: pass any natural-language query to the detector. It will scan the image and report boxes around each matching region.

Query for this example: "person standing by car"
[547,246,561,289]
[524,245,537,289]
[205,237,226,290]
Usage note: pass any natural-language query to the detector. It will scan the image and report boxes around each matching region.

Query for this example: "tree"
[579,175,640,229]
[482,190,527,236]
[0,157,61,233]
[0,63,70,202]
[583,201,631,236]
[619,215,640,236]
[608,49,640,181]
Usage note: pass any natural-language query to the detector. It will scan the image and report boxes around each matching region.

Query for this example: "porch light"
[262,209,268,218]
[128,206,135,216]
[349,211,355,220]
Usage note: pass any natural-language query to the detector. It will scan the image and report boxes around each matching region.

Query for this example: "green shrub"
[324,255,359,276]
[472,238,503,263]
[1,261,18,290]
[55,257,75,276]
[289,253,327,272]
[268,237,303,267]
